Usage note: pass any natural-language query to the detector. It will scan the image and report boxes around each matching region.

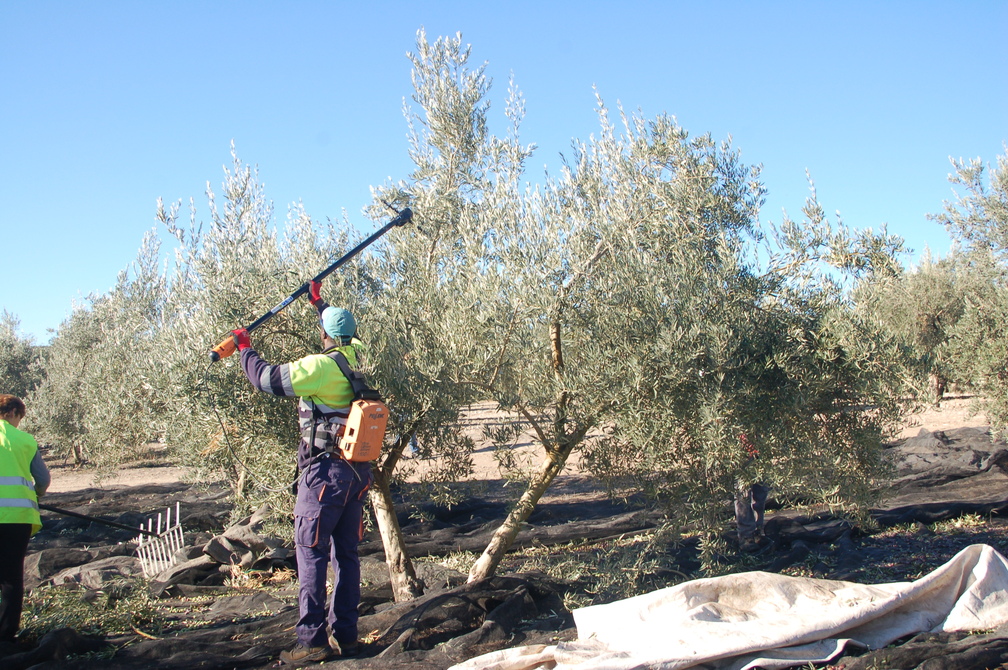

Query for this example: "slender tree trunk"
[467,439,575,582]
[369,466,424,601]
[930,372,947,404]
[468,316,589,583]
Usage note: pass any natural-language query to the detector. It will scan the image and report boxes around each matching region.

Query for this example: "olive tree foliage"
[367,30,528,486]
[30,233,168,467]
[531,122,909,571]
[931,148,1008,260]
[928,147,1008,430]
[0,311,46,401]
[853,248,968,403]
[943,253,1008,431]
[372,29,910,583]
[156,145,379,518]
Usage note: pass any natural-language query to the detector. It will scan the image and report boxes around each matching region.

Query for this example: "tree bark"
[467,315,590,582]
[369,465,425,601]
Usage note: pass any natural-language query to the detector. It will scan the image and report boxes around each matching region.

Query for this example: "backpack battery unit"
[341,399,388,462]
[328,350,388,462]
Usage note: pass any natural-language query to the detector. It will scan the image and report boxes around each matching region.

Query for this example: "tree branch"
[487,303,521,389]
[517,403,551,451]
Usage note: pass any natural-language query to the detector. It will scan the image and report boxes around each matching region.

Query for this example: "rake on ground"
[40,501,186,578]
[134,501,185,578]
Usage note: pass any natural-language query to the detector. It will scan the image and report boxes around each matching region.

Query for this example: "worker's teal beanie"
[321,306,356,340]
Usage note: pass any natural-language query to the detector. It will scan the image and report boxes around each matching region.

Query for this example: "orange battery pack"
[340,399,388,462]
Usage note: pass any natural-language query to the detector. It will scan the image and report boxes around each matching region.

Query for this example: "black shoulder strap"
[327,350,382,401]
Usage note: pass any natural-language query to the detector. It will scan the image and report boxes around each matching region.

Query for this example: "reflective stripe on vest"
[0,475,33,488]
[0,497,39,509]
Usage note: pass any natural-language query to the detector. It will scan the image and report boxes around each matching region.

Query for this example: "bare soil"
[46,396,988,494]
[894,394,990,439]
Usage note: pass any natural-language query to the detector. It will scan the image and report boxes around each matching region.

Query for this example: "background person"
[735,433,770,553]
[0,394,50,645]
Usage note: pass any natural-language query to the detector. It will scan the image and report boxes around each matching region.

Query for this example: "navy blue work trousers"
[293,456,372,648]
[734,483,770,541]
[0,523,32,641]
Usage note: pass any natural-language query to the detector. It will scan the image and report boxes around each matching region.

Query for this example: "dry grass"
[22,579,164,643]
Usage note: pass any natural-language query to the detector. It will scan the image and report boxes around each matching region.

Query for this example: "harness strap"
[296,349,380,483]
[306,398,346,457]
[326,351,382,401]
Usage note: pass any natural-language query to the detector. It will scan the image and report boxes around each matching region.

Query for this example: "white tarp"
[451,543,1008,670]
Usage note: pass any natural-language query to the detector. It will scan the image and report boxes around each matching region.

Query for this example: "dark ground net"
[7,425,1008,669]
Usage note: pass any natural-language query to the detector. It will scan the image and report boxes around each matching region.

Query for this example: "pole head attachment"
[392,207,413,227]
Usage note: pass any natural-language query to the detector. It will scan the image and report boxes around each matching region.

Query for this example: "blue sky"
[2,1,1005,344]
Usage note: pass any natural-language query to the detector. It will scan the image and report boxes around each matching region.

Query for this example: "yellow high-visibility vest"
[288,341,364,408]
[0,419,42,534]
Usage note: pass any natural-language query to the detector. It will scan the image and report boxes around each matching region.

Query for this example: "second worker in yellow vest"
[0,394,50,644]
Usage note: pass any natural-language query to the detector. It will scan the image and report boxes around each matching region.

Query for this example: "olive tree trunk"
[467,440,575,582]
[468,320,589,582]
[369,442,424,602]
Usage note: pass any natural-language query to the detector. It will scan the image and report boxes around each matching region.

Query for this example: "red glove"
[308,280,324,307]
[232,328,251,351]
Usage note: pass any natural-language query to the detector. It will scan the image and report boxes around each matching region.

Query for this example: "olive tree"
[30,232,168,467]
[944,259,1008,431]
[854,249,968,403]
[153,133,495,600]
[928,148,1008,430]
[0,311,46,401]
[578,178,909,566]
[372,30,910,582]
[362,30,534,598]
[472,110,907,575]
[155,145,381,518]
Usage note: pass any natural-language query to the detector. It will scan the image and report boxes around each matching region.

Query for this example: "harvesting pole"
[208,207,413,362]
[39,503,161,537]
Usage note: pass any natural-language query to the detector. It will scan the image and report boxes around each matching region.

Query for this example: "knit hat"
[321,306,356,340]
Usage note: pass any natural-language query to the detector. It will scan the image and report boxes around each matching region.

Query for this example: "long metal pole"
[39,503,161,537]
[208,207,412,361]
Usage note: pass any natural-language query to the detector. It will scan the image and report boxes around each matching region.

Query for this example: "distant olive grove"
[3,31,1006,594]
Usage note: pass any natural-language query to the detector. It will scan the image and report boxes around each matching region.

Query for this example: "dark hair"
[0,394,26,419]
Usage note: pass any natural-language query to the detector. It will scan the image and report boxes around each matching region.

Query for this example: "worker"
[736,433,770,553]
[0,394,50,645]
[232,280,372,666]
[735,482,770,552]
